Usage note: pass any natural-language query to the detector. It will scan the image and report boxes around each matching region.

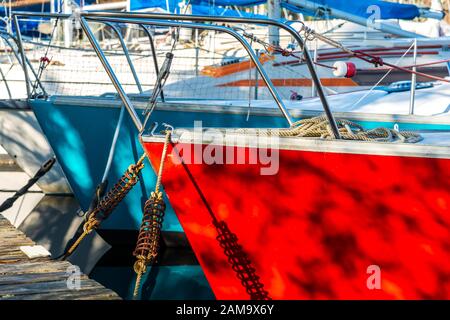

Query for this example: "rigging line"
[140,0,191,132]
[0,36,13,65]
[101,106,125,183]
[322,21,346,35]
[42,17,59,60]
[4,62,14,77]
[240,30,338,73]
[31,16,59,96]
[247,36,253,122]
[353,51,450,83]
[0,65,12,99]
[379,58,450,70]
[168,0,192,54]
[279,47,449,80]
[349,41,415,109]
[296,22,450,83]
[141,52,174,132]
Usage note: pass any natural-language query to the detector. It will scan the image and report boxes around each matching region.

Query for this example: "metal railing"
[0,30,47,98]
[139,24,164,102]
[83,11,340,138]
[11,11,340,138]
[82,16,296,131]
[0,33,13,99]
[103,21,143,94]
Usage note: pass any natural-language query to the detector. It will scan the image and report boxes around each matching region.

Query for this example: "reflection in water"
[91,265,214,300]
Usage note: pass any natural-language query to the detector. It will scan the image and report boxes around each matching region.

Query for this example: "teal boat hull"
[90,265,215,300]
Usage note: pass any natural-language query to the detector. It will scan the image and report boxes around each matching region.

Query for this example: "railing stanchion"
[140,24,165,102]
[105,22,143,94]
[11,11,341,134]
[79,16,143,132]
[12,15,31,99]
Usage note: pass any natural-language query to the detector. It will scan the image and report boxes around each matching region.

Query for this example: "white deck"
[418,131,450,146]
[143,129,450,160]
[52,80,450,124]
[176,81,450,117]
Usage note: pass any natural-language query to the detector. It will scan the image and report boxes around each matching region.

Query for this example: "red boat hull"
[143,141,450,299]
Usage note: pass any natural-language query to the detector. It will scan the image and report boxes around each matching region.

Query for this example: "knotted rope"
[132,130,171,299]
[62,154,146,259]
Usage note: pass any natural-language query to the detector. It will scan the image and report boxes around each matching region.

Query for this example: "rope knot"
[40,56,51,64]
[133,258,147,274]
[281,49,292,57]
[150,191,164,202]
[83,216,99,233]
[371,57,384,67]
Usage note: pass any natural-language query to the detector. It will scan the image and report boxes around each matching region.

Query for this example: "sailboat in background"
[2,0,450,100]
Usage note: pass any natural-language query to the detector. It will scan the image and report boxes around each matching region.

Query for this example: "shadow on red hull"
[143,142,450,300]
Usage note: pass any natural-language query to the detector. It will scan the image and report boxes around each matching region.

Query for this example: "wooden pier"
[0,214,120,300]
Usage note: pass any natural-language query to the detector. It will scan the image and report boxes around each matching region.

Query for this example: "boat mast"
[268,0,281,45]
[8,0,12,33]
[63,0,72,47]
[49,0,60,42]
[50,0,55,14]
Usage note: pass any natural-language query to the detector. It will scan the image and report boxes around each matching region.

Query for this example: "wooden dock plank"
[0,252,50,264]
[0,261,72,275]
[0,214,120,300]
[0,279,111,296]
[1,288,119,300]
[0,239,36,248]
[0,271,89,286]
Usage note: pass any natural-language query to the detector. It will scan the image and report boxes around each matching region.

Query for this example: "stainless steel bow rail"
[8,14,143,100]
[103,21,143,94]
[11,11,341,138]
[0,30,47,98]
[139,24,165,101]
[0,33,13,99]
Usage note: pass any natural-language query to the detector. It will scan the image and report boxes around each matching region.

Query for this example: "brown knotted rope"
[64,154,146,259]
